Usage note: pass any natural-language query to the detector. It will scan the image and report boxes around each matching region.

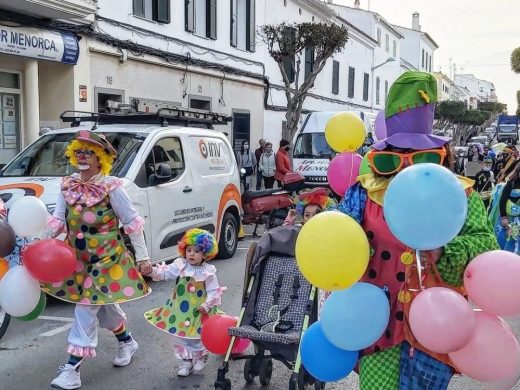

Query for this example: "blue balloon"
[383,163,467,250]
[321,282,390,351]
[301,322,358,382]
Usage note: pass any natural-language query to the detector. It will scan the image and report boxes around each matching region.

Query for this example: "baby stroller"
[214,226,324,389]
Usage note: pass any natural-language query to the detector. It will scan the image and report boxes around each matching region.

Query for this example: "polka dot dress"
[144,277,217,339]
[359,199,410,355]
[42,197,150,304]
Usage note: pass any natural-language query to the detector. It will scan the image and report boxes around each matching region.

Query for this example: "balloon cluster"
[0,196,76,321]
[384,164,520,386]
[324,112,367,196]
[295,211,379,382]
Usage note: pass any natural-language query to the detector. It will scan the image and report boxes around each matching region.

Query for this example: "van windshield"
[498,125,517,132]
[293,133,334,159]
[0,132,145,177]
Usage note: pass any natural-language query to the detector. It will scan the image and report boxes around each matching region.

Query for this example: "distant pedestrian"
[254,139,266,190]
[140,229,225,377]
[275,139,292,188]
[259,142,276,189]
[236,140,256,191]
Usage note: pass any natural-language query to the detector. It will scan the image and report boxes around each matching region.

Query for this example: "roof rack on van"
[60,99,233,130]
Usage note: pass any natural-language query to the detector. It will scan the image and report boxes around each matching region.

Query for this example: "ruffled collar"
[174,258,216,282]
[358,172,474,206]
[62,173,122,207]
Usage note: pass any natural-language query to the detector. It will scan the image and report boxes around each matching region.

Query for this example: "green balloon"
[16,291,46,321]
[359,154,372,175]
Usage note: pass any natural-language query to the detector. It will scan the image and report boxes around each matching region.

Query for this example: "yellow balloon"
[325,112,366,152]
[296,211,369,290]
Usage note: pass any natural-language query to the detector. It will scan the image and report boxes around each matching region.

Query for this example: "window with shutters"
[429,55,432,72]
[376,77,380,105]
[133,0,170,23]
[376,28,381,45]
[392,40,397,57]
[348,67,355,98]
[363,73,369,102]
[385,80,389,101]
[422,49,425,68]
[304,47,315,80]
[332,60,339,95]
[230,0,255,52]
[282,27,296,83]
[385,34,389,52]
[185,0,217,40]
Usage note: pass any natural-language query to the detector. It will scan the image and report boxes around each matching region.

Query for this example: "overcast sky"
[333,0,520,113]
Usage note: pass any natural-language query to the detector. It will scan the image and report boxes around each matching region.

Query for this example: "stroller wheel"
[259,358,273,386]
[243,359,256,383]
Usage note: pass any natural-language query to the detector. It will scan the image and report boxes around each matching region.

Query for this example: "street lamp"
[371,57,396,111]
[372,57,396,70]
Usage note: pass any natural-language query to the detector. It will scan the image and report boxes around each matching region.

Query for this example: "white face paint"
[78,164,91,171]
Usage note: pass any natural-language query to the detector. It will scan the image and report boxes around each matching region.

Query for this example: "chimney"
[354,0,360,8]
[412,12,421,31]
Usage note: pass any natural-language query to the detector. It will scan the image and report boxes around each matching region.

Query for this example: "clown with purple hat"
[337,71,498,389]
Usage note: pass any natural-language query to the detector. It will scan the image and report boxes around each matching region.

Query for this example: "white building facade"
[454,74,497,103]
[0,0,443,167]
[395,13,438,74]
[331,4,402,114]
[0,0,96,165]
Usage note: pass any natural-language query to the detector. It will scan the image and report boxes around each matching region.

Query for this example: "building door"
[0,71,21,168]
[232,111,250,155]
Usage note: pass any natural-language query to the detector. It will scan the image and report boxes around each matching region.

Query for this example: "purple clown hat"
[372,71,451,151]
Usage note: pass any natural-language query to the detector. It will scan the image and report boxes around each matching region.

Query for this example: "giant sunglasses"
[367,149,447,175]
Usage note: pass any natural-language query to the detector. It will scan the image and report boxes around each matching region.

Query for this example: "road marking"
[40,323,73,337]
[38,315,75,322]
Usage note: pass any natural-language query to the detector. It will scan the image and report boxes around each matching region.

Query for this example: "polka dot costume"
[42,196,150,304]
[144,276,218,339]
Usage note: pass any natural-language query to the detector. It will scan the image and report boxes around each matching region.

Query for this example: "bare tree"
[260,22,349,143]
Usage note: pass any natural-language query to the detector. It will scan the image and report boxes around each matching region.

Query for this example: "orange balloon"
[0,258,8,280]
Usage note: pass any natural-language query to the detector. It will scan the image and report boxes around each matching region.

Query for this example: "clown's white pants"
[172,336,207,361]
[67,304,127,358]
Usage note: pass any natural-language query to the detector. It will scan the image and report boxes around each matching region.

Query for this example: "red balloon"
[23,239,77,283]
[201,314,237,355]
[231,337,251,354]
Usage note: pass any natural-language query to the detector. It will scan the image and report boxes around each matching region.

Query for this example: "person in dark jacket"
[254,139,266,190]
[473,156,495,208]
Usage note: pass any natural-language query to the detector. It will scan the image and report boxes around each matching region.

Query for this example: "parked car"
[469,136,490,147]
[0,104,242,261]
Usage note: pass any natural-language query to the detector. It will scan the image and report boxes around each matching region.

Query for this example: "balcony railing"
[0,0,97,20]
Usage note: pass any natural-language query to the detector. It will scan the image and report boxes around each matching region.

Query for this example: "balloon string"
[415,249,424,290]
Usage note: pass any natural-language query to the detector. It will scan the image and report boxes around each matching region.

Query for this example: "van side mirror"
[149,163,172,186]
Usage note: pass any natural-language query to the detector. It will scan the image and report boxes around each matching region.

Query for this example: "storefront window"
[0,72,20,89]
[0,93,20,166]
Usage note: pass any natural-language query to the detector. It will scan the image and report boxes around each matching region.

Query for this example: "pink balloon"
[231,337,251,354]
[327,152,362,196]
[409,287,475,353]
[374,110,387,140]
[449,312,520,383]
[464,250,520,317]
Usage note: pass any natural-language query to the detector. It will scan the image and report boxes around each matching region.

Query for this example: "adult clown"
[41,130,151,390]
[338,71,498,389]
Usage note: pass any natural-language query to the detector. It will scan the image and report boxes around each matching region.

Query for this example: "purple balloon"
[374,110,387,140]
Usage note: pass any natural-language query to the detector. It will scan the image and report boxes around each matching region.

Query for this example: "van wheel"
[218,212,238,259]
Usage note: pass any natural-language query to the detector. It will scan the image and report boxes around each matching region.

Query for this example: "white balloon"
[0,266,41,317]
[8,196,49,237]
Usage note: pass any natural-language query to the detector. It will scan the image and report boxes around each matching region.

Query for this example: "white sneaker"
[193,355,208,371]
[50,364,81,390]
[177,360,193,377]
[113,338,138,367]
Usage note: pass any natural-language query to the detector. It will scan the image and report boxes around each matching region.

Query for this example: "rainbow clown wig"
[178,228,218,260]
[65,130,118,176]
[294,187,337,216]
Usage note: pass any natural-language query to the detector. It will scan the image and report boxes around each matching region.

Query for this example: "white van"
[0,105,242,261]
[292,111,373,187]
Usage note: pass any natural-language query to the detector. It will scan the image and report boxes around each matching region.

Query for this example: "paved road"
[1,235,518,389]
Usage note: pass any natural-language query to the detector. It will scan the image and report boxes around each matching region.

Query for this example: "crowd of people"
[236,138,293,191]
